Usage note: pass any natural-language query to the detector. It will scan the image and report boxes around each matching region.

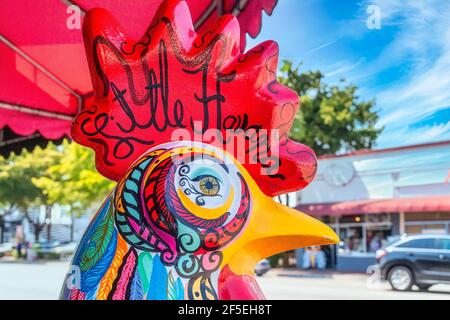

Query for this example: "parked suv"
[377,234,450,291]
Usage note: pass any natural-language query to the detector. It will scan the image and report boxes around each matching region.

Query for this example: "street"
[0,260,449,300]
[259,271,450,300]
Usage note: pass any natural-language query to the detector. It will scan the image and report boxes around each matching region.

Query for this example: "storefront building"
[295,141,450,272]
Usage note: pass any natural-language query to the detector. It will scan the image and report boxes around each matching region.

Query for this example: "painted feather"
[81,229,117,298]
[109,248,138,300]
[176,277,184,300]
[138,252,153,296]
[96,234,128,300]
[73,197,111,266]
[129,269,144,300]
[70,288,86,300]
[167,271,176,300]
[85,289,97,300]
[147,254,168,300]
[116,158,156,251]
[79,200,115,271]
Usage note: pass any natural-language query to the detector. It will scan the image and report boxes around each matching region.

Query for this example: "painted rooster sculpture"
[60,0,339,300]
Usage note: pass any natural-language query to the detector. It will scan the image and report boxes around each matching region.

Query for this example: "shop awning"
[296,196,450,217]
[0,0,277,156]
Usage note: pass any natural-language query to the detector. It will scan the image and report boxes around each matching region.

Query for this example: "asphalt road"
[258,272,450,300]
[0,260,449,300]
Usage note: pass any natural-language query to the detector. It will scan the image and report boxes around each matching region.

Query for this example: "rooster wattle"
[60,0,338,300]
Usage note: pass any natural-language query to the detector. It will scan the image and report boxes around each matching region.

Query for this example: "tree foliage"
[0,145,64,240]
[279,60,383,156]
[0,145,61,213]
[32,141,115,215]
[0,141,114,217]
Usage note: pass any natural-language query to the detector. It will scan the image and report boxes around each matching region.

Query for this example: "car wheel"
[417,284,432,291]
[388,266,413,291]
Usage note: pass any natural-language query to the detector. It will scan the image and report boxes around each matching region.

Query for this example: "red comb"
[72,0,317,197]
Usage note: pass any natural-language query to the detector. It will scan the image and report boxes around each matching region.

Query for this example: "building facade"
[296,141,450,271]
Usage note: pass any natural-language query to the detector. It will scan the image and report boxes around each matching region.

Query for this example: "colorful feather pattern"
[176,278,184,300]
[79,200,115,271]
[81,229,118,298]
[65,196,117,300]
[129,270,144,300]
[167,271,176,300]
[73,197,111,266]
[70,288,86,300]
[137,252,153,297]
[96,234,128,300]
[85,288,97,301]
[147,255,168,300]
[116,158,155,251]
[109,248,138,300]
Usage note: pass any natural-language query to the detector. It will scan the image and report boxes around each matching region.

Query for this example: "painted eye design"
[197,175,220,196]
[175,157,232,208]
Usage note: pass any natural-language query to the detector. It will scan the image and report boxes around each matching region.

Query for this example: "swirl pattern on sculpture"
[113,141,251,298]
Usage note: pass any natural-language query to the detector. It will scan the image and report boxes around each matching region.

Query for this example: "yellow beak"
[221,177,339,275]
[172,145,339,275]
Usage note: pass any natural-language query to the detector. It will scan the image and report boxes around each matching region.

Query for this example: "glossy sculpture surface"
[61,0,339,300]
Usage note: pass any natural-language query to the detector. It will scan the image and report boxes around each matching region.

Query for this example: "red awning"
[296,196,450,217]
[0,0,277,155]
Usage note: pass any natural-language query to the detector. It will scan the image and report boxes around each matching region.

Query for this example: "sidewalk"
[0,256,68,264]
[0,256,35,263]
[266,268,368,280]
[0,260,448,299]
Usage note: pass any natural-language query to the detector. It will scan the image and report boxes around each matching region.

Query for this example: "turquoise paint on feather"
[125,206,140,220]
[125,180,138,193]
[119,224,132,234]
[138,252,153,295]
[123,191,138,207]
[176,278,184,300]
[116,214,126,223]
[131,169,142,181]
[139,158,152,169]
[167,272,177,300]
[127,234,141,244]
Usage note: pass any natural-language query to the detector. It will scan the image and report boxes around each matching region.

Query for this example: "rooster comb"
[71,0,317,196]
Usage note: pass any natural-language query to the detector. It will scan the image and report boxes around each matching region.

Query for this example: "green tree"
[32,141,114,215]
[0,145,62,241]
[273,61,383,268]
[279,60,383,156]
[0,141,114,242]
[32,141,114,241]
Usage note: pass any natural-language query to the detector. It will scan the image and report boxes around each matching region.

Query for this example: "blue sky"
[247,0,450,149]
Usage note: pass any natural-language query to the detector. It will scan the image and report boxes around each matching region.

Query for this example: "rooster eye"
[198,176,220,196]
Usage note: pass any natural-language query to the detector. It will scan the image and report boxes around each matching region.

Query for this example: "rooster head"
[63,0,338,300]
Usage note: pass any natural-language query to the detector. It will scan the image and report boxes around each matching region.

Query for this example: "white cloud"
[325,58,365,78]
[304,40,337,56]
[355,0,450,145]
[375,27,450,127]
[377,121,450,148]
